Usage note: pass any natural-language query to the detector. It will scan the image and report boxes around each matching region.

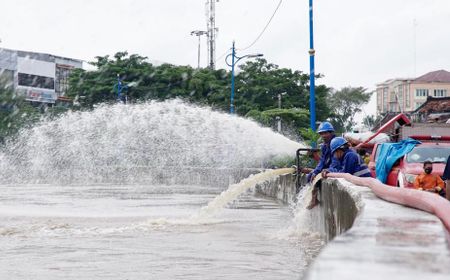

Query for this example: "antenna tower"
[206,0,218,69]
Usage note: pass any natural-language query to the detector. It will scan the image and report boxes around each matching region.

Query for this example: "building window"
[389,103,397,112]
[405,86,410,107]
[18,73,54,90]
[415,89,428,97]
[383,88,388,112]
[415,102,424,109]
[389,91,396,102]
[397,85,403,110]
[433,89,447,97]
[55,65,73,96]
[377,90,382,111]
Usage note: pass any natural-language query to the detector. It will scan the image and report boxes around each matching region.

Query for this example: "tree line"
[0,51,373,140]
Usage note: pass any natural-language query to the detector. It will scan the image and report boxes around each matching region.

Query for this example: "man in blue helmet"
[322,137,371,178]
[304,121,340,182]
[304,121,340,209]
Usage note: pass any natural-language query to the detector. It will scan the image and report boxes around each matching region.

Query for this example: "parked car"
[368,141,450,188]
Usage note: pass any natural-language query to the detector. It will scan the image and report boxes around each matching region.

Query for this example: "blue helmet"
[317,122,335,133]
[330,137,348,154]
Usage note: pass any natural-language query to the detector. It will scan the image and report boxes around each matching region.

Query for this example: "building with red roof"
[376,70,450,115]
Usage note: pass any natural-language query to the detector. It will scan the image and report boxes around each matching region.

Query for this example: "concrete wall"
[255,174,450,280]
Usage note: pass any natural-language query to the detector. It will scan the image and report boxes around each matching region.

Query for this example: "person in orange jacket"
[414,161,445,196]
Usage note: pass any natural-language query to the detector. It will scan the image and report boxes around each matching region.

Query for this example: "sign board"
[23,88,57,103]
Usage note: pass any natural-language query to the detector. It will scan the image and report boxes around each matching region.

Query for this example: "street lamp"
[225,41,263,114]
[115,74,134,104]
[190,30,208,69]
[116,74,124,103]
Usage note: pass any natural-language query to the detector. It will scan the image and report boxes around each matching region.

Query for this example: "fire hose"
[327,173,450,233]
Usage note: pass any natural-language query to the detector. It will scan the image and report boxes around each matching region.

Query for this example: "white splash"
[0,100,304,184]
[272,183,325,241]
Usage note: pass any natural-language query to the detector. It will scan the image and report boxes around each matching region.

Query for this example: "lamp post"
[190,30,208,69]
[116,74,123,102]
[308,0,316,131]
[225,41,263,114]
[115,74,129,104]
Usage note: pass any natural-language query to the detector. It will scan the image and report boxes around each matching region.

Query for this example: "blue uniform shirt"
[328,148,371,177]
[307,136,341,181]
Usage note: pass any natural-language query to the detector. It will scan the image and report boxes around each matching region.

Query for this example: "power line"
[214,47,232,65]
[237,0,283,52]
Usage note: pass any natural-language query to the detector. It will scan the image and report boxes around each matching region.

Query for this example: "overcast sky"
[1,0,450,118]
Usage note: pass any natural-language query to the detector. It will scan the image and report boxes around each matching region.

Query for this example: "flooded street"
[0,184,322,279]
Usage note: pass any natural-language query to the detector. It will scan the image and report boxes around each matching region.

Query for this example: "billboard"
[23,88,57,103]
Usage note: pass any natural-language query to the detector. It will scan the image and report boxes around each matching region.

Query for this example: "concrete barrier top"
[305,178,450,280]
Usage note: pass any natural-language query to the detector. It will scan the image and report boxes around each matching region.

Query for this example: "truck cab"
[369,141,450,188]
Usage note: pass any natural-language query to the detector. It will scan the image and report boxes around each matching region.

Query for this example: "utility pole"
[277,92,286,132]
[413,18,418,77]
[206,0,218,69]
[308,0,316,132]
[225,41,263,114]
[190,30,207,69]
[116,74,122,102]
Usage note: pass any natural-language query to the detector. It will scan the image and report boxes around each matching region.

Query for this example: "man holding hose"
[302,122,341,209]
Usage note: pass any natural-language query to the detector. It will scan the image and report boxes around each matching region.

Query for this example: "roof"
[0,47,83,64]
[413,96,450,114]
[371,112,408,131]
[414,70,450,83]
[376,78,414,87]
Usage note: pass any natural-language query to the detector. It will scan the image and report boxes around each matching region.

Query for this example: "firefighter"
[322,137,371,178]
[303,122,340,182]
[304,122,340,209]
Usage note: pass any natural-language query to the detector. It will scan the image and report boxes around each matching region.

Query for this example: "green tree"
[0,85,40,141]
[299,127,321,146]
[68,52,159,107]
[67,52,230,109]
[246,108,309,131]
[327,87,372,132]
[362,114,383,131]
[234,59,330,122]
[67,52,332,134]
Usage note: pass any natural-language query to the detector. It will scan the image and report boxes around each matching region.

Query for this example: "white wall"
[17,56,55,78]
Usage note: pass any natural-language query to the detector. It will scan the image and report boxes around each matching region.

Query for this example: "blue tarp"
[375,138,421,183]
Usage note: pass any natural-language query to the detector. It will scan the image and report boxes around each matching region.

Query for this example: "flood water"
[0,102,322,279]
[0,184,323,280]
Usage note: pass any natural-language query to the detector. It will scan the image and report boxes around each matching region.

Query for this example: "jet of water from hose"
[193,168,295,220]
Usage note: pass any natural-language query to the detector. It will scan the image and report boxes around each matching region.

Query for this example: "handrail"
[295,148,320,191]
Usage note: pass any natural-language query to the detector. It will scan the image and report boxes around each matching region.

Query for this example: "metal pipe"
[230,41,236,114]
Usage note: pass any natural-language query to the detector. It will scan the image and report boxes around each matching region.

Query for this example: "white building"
[376,70,450,114]
[0,48,83,104]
